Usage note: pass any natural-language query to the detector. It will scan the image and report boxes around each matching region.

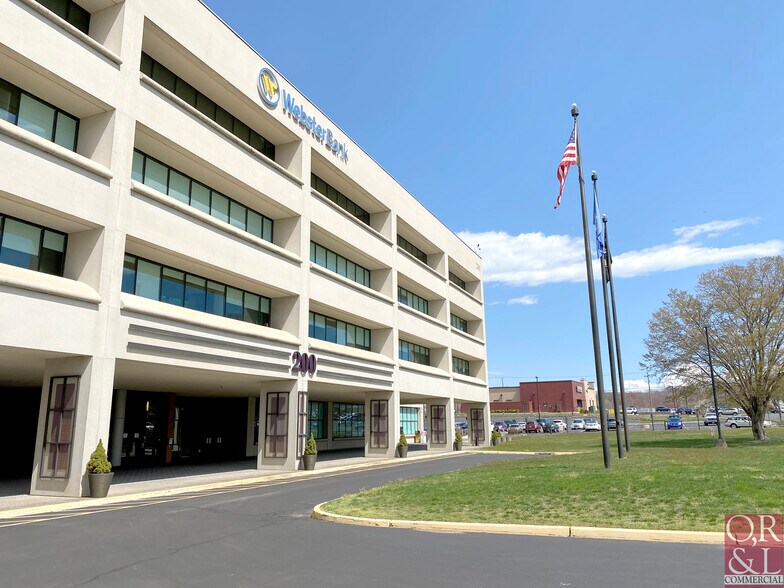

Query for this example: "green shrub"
[86,439,112,474]
[304,432,318,455]
[455,429,463,442]
[491,430,502,441]
[398,432,407,447]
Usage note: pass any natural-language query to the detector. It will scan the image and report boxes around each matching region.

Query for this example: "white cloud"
[673,218,759,243]
[460,217,783,288]
[507,295,538,305]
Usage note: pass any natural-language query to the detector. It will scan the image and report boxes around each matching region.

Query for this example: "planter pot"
[398,445,408,458]
[491,437,499,446]
[302,454,317,470]
[87,472,113,498]
[454,441,463,451]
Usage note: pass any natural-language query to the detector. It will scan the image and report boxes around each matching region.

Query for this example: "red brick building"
[490,380,587,414]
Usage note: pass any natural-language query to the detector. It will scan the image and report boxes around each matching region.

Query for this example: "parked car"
[551,418,566,432]
[725,415,751,428]
[525,419,543,433]
[456,422,469,431]
[655,406,671,412]
[626,406,639,415]
[493,422,508,432]
[608,418,623,430]
[676,407,695,415]
[507,422,525,434]
[536,418,554,433]
[571,418,585,430]
[583,418,601,431]
[666,415,683,429]
[704,412,718,426]
[719,407,739,416]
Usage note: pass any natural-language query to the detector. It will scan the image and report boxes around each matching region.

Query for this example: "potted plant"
[86,439,113,498]
[302,432,318,471]
[454,428,463,451]
[397,432,408,458]
[491,429,501,446]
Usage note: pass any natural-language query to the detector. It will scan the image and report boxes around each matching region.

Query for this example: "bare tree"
[643,257,784,441]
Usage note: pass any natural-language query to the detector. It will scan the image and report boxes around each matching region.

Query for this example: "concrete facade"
[0,0,490,497]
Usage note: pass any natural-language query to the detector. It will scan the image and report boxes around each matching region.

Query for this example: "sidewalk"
[0,445,453,518]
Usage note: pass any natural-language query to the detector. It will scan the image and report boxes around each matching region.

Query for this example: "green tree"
[643,257,784,441]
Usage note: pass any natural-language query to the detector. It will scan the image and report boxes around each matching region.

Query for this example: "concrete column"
[256,379,298,470]
[31,355,116,497]
[109,389,126,466]
[426,398,455,453]
[365,389,397,458]
[465,402,490,447]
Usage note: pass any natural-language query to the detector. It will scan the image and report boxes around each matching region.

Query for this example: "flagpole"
[572,104,611,469]
[593,172,624,459]
[604,213,631,453]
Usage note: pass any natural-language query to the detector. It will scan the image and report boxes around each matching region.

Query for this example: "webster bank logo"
[257,68,280,107]
[256,67,348,162]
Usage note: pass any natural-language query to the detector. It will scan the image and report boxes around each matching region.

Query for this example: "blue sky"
[204,1,784,392]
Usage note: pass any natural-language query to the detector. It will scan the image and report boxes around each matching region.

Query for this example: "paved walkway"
[0,445,434,514]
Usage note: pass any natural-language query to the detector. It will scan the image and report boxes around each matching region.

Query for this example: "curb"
[0,450,465,520]
[311,503,725,544]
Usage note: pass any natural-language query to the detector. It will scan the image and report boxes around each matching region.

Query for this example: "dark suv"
[536,418,554,433]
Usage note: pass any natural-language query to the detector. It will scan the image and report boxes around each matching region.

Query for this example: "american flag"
[554,127,577,209]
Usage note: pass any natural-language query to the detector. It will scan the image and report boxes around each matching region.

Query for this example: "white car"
[583,418,601,431]
[551,419,566,432]
[570,418,585,430]
[626,406,639,415]
[725,415,751,428]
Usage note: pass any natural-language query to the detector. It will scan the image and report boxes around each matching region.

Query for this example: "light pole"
[536,376,541,419]
[704,326,726,447]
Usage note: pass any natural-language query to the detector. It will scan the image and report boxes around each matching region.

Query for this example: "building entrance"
[113,391,248,468]
[1,387,41,479]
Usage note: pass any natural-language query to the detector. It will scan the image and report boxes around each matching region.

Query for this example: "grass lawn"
[323,428,784,532]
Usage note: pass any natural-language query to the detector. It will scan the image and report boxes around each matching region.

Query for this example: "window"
[397,286,429,315]
[0,214,66,276]
[453,356,470,376]
[0,78,78,151]
[264,392,288,458]
[308,401,327,440]
[309,311,371,351]
[332,403,364,439]
[449,271,467,291]
[397,234,427,264]
[310,242,370,287]
[140,53,275,161]
[122,254,271,326]
[36,0,91,34]
[450,313,468,333]
[311,174,370,225]
[400,407,418,436]
[40,376,79,478]
[370,400,388,448]
[399,340,430,366]
[430,405,446,444]
[132,150,274,243]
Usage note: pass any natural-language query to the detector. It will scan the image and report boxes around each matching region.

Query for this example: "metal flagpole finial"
[602,213,607,222]
[571,103,579,117]
[591,170,598,181]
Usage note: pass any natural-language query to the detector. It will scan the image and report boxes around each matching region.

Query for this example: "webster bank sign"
[257,68,348,163]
